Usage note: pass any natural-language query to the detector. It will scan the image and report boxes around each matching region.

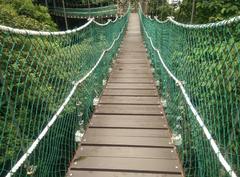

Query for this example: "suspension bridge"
[0,4,239,177]
[49,4,118,19]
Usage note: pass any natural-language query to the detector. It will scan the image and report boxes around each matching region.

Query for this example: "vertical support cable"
[87,0,90,19]
[190,0,196,24]
[62,0,68,30]
[45,0,48,8]
[53,0,56,9]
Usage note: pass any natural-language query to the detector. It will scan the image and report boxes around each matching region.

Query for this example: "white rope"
[93,15,122,26]
[140,13,238,177]
[155,15,240,28]
[154,16,169,24]
[5,17,128,177]
[93,19,112,26]
[0,19,93,36]
[167,16,240,29]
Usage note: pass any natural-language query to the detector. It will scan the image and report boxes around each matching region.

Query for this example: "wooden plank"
[115,64,149,68]
[74,146,178,159]
[95,104,163,115]
[90,118,167,129]
[108,78,154,83]
[106,83,155,90]
[116,60,148,64]
[121,43,144,46]
[110,73,153,78]
[89,121,167,129]
[86,128,170,138]
[117,56,147,60]
[115,67,150,71]
[68,171,182,177]
[71,157,181,173]
[112,70,152,74]
[115,62,148,65]
[119,50,146,52]
[112,70,152,75]
[90,115,167,129]
[82,136,173,148]
[94,104,164,115]
[122,40,143,43]
[115,66,149,70]
[92,114,165,121]
[100,96,160,105]
[103,89,158,96]
[117,58,147,61]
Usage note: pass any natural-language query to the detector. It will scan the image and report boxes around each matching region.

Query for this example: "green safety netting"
[139,5,239,177]
[50,4,117,18]
[45,0,116,8]
[0,7,129,177]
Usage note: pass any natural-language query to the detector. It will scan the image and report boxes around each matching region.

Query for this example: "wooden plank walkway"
[67,13,184,177]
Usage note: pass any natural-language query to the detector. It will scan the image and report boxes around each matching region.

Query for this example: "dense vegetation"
[0,0,57,30]
[146,0,240,24]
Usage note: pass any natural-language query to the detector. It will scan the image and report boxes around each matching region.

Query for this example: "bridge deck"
[67,13,184,177]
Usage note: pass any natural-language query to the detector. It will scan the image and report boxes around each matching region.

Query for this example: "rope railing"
[0,19,93,36]
[0,6,130,177]
[139,4,239,177]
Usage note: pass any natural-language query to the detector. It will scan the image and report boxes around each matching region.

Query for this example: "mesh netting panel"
[139,7,240,177]
[0,11,129,177]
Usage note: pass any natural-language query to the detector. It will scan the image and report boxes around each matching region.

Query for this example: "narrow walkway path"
[67,14,184,177]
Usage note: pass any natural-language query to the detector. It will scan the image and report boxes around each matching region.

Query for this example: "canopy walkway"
[49,4,118,19]
[67,13,183,177]
[0,4,240,177]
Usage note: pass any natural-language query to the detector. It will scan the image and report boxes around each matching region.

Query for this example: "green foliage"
[146,0,240,24]
[0,0,57,30]
[147,0,175,20]
[196,0,240,23]
[176,0,240,23]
